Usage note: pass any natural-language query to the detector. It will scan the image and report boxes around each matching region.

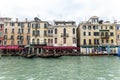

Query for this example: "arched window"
[32,39,35,44]
[5,28,7,33]
[37,39,39,44]
[12,28,14,33]
[55,28,57,34]
[63,28,66,34]
[73,28,75,34]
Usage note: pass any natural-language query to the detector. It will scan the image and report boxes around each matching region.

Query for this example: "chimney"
[25,18,27,22]
[16,18,18,22]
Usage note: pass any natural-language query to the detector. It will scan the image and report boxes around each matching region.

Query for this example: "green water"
[0,56,120,80]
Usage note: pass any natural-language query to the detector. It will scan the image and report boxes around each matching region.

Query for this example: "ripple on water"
[0,77,5,80]
[97,77,106,80]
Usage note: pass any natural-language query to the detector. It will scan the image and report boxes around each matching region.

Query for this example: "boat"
[38,53,62,58]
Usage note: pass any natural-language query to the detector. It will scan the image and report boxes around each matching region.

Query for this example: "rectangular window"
[88,32,91,36]
[28,29,30,33]
[44,24,47,28]
[94,39,96,44]
[110,26,113,29]
[27,36,30,40]
[55,38,57,44]
[32,30,35,36]
[83,39,86,45]
[18,23,21,26]
[101,32,104,36]
[4,41,6,45]
[73,38,76,44]
[110,32,114,36]
[102,39,104,43]
[44,31,47,36]
[48,39,50,44]
[111,39,113,43]
[63,38,66,44]
[51,39,53,44]
[11,22,14,26]
[89,39,91,45]
[94,32,99,36]
[106,39,109,43]
[83,32,86,36]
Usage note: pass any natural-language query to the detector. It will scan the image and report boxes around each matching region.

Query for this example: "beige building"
[116,23,120,45]
[3,18,31,46]
[77,16,117,53]
[53,21,77,47]
[30,17,53,46]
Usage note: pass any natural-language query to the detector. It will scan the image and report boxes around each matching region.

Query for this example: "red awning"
[0,46,6,50]
[43,46,80,50]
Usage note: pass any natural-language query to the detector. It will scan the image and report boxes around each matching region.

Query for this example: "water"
[0,56,120,80]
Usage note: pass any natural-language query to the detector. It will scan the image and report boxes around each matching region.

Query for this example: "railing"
[100,35,109,39]
[61,33,69,37]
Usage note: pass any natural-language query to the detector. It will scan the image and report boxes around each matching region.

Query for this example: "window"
[83,32,86,36]
[37,30,40,36]
[63,38,66,44]
[18,29,21,33]
[101,32,104,36]
[111,39,113,43]
[48,39,50,44]
[97,39,99,44]
[37,39,39,44]
[44,39,46,44]
[44,30,47,36]
[48,30,50,34]
[44,23,47,28]
[105,32,108,36]
[27,36,30,40]
[110,32,114,36]
[82,26,86,30]
[94,32,99,36]
[32,30,35,36]
[83,39,86,45]
[93,26,95,30]
[73,28,75,34]
[51,39,53,44]
[73,38,76,44]
[4,41,6,45]
[28,28,30,33]
[32,39,35,44]
[18,23,21,26]
[55,28,57,34]
[27,40,30,44]
[12,29,14,33]
[88,32,91,36]
[11,40,14,45]
[11,22,14,26]
[51,30,53,34]
[11,35,14,40]
[94,39,96,44]
[32,24,35,28]
[63,28,66,34]
[55,38,57,44]
[89,39,91,45]
[5,28,7,33]
[17,41,20,45]
[102,39,104,43]
[105,26,107,29]
[28,23,31,27]
[88,26,91,30]
[21,23,24,27]
[21,29,24,33]
[101,26,103,29]
[110,26,113,29]
[106,39,109,43]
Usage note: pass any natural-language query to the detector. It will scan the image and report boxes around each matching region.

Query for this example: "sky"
[0,0,120,23]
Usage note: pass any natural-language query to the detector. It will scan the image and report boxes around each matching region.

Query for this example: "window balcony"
[61,33,69,37]
[100,35,109,39]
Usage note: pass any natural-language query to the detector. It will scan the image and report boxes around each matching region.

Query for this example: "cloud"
[0,0,120,23]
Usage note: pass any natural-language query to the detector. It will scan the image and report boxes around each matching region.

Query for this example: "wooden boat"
[38,53,62,58]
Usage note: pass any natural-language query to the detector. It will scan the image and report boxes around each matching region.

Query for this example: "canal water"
[0,56,120,80]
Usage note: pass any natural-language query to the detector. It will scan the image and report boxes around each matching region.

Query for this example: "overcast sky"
[0,0,120,23]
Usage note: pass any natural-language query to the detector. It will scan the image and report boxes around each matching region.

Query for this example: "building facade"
[77,16,117,53]
[3,18,31,46]
[53,21,77,47]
